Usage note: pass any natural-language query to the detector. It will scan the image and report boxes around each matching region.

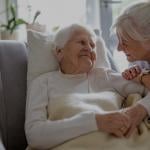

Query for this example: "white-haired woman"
[113,1,150,90]
[25,23,150,149]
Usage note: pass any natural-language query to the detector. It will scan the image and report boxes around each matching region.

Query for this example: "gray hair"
[53,23,97,50]
[113,1,150,43]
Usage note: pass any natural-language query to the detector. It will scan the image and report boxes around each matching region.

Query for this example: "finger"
[125,69,135,79]
[125,126,136,138]
[134,65,141,74]
[120,126,128,134]
[122,72,130,80]
[120,113,131,129]
[113,130,124,138]
[127,68,139,79]
[129,68,137,77]
[129,67,141,78]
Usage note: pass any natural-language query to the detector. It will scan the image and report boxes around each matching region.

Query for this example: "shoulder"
[30,71,59,87]
[92,67,119,76]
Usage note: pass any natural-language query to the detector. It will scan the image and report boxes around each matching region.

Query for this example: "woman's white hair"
[53,23,96,50]
[113,1,150,42]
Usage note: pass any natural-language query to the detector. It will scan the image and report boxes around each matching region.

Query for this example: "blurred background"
[0,0,145,71]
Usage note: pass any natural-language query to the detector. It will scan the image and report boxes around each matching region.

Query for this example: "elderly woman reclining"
[25,23,150,149]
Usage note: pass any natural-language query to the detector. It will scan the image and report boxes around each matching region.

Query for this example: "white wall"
[0,0,6,39]
[0,0,6,24]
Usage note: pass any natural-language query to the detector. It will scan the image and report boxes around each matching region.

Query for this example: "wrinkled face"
[117,30,150,62]
[57,29,96,74]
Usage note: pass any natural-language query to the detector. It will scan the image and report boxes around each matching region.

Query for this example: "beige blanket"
[51,92,150,150]
[28,92,150,150]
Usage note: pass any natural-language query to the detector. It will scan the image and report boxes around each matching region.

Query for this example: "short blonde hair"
[113,1,150,42]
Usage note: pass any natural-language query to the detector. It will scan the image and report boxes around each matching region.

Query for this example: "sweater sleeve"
[107,69,150,115]
[25,75,97,149]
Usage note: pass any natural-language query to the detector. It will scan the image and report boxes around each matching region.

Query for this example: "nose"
[84,43,93,52]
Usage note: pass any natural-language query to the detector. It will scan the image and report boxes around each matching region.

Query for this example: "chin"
[81,63,93,73]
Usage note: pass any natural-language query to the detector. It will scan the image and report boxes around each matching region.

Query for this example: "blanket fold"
[28,92,150,150]
[52,92,150,150]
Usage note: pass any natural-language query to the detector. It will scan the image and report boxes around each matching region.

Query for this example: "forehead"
[70,28,95,41]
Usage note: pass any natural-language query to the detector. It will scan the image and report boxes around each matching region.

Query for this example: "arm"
[96,112,130,137]
[25,75,97,149]
[122,66,150,90]
[122,91,150,137]
[107,69,150,136]
[107,69,150,114]
[107,69,146,97]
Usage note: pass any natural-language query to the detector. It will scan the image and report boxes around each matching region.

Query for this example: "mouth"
[80,52,91,57]
[80,54,90,56]
[80,55,91,60]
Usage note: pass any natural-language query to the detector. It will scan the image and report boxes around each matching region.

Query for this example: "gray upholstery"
[0,41,28,150]
[0,133,5,150]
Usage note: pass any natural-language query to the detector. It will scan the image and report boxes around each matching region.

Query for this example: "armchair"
[0,41,28,150]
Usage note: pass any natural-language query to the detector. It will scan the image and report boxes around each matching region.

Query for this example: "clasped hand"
[96,104,147,138]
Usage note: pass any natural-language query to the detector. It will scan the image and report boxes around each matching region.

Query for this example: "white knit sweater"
[25,68,150,149]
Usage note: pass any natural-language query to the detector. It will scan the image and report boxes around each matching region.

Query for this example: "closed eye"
[78,40,95,49]
[78,40,86,45]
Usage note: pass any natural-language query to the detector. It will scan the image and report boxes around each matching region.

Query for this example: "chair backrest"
[0,41,28,150]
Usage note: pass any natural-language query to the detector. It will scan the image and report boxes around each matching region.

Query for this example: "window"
[18,0,87,32]
[17,0,139,71]
[17,0,100,41]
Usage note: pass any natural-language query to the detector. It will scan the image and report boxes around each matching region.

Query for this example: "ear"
[55,47,64,62]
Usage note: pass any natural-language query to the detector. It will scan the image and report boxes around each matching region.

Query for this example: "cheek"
[127,48,143,60]
[66,50,79,64]
[91,51,96,61]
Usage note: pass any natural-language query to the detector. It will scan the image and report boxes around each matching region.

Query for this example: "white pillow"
[27,30,59,84]
[27,30,110,85]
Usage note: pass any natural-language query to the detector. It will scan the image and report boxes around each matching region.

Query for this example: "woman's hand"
[96,111,131,137]
[122,65,141,81]
[122,104,147,137]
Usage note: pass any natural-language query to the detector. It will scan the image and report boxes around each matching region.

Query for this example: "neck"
[59,62,91,74]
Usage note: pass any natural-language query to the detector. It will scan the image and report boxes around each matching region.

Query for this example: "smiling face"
[56,28,96,74]
[117,30,150,62]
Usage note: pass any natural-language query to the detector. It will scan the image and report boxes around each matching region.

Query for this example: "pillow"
[27,30,59,84]
[27,30,110,85]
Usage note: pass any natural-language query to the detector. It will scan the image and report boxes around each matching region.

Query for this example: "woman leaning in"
[113,1,150,89]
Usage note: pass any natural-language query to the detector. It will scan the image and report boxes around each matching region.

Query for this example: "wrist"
[135,104,148,117]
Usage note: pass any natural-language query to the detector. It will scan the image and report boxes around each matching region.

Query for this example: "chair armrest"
[0,134,5,150]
